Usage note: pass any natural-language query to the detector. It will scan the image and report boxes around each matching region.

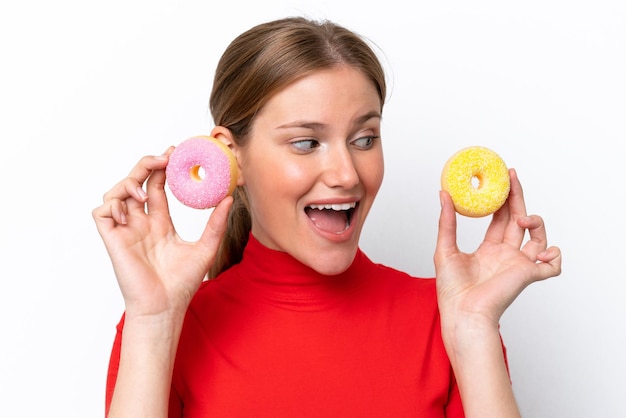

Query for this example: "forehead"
[255,67,381,124]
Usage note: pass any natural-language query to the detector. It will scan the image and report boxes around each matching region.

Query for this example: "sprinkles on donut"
[166,136,238,209]
[441,146,510,217]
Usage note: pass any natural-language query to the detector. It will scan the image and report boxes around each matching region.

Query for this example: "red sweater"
[106,235,465,417]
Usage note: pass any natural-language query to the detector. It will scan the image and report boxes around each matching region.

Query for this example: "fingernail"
[137,187,148,200]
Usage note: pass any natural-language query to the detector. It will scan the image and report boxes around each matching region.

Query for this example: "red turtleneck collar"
[215,234,371,311]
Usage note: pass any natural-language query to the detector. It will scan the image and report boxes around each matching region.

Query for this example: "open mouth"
[304,202,358,234]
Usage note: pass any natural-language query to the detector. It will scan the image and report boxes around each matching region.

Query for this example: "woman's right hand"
[92,148,233,319]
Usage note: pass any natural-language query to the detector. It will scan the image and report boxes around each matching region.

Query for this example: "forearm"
[443,318,521,418]
[107,313,185,418]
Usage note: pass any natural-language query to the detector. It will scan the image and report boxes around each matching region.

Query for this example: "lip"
[304,199,361,242]
[305,196,360,206]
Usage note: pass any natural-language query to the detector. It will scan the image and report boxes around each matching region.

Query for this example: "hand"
[434,168,562,329]
[92,148,232,319]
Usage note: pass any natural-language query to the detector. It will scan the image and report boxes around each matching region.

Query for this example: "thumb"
[197,196,234,255]
[435,191,459,265]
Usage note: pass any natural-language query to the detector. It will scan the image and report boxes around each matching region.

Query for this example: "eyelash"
[352,135,379,150]
[291,139,320,152]
[290,136,379,153]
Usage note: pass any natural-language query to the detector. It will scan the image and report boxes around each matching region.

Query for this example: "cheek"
[243,155,312,205]
[271,158,313,195]
[281,160,311,182]
[359,154,385,192]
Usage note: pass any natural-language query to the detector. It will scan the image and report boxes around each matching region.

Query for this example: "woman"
[93,16,562,418]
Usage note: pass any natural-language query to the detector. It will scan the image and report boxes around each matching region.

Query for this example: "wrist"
[440,313,502,362]
[109,311,185,418]
[122,308,186,339]
[440,315,519,418]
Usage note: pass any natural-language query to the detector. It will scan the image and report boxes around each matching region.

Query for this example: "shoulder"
[357,250,436,290]
[354,251,439,308]
[184,266,242,321]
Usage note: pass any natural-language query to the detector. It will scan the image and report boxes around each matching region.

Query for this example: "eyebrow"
[276,111,382,131]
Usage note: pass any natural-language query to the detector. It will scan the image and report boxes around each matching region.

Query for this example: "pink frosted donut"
[166,136,238,209]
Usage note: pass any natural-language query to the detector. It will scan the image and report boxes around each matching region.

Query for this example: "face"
[236,66,384,275]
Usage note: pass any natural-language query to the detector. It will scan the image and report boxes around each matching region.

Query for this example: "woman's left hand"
[434,168,562,330]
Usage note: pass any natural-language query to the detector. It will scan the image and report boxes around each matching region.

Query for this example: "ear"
[210,126,245,186]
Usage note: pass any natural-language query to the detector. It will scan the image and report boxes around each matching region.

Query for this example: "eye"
[290,139,320,153]
[352,135,379,150]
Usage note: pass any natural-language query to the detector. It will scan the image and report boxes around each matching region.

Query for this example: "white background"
[1,1,624,417]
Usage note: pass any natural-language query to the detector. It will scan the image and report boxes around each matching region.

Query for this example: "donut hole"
[471,175,482,189]
[190,165,206,182]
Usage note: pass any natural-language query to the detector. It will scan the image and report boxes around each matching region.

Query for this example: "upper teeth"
[308,202,356,211]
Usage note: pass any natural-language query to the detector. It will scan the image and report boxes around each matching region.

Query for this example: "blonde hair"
[208,16,387,278]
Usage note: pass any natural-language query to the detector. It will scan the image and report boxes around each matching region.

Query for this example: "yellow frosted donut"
[441,146,510,217]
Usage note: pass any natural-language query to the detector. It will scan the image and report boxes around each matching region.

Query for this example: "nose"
[322,145,359,189]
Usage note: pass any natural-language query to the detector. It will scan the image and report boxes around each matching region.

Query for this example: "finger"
[535,246,562,280]
[101,177,147,208]
[483,168,527,245]
[196,196,234,259]
[126,150,172,184]
[92,198,127,230]
[519,214,549,259]
[102,153,170,203]
[145,167,170,216]
[128,149,172,214]
[537,246,562,266]
[102,152,171,215]
[434,191,459,264]
[502,168,528,245]
[483,197,510,243]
